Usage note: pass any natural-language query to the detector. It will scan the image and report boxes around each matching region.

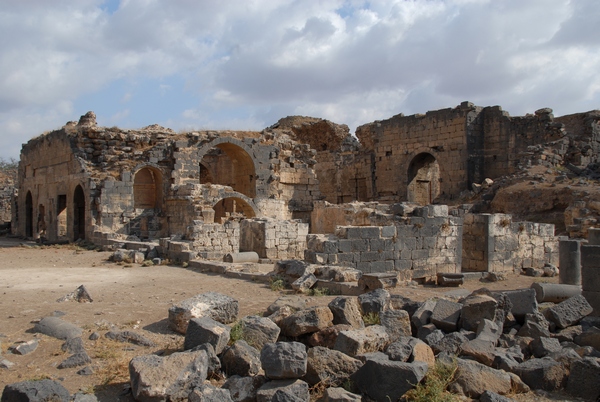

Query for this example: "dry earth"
[0,238,578,401]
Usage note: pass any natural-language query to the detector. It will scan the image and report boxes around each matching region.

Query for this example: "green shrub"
[404,359,459,402]
[362,312,380,326]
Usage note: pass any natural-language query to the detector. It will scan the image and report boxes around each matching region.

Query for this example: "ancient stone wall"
[462,213,558,272]
[305,205,462,280]
[240,218,308,260]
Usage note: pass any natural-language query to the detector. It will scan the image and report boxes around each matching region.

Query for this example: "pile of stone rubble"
[3,280,600,401]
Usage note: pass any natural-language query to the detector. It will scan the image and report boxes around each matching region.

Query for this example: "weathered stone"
[9,340,38,355]
[0,359,15,369]
[184,316,231,354]
[513,357,567,391]
[450,358,516,398]
[430,331,469,355]
[350,359,428,402]
[261,342,307,380]
[58,351,92,369]
[56,284,93,303]
[566,357,600,401]
[169,292,239,334]
[0,379,71,402]
[544,294,593,329]
[530,337,561,358]
[33,316,83,340]
[328,297,364,329]
[459,293,498,332]
[517,313,550,338]
[417,323,438,341]
[314,266,362,282]
[267,296,308,315]
[503,289,538,321]
[303,346,363,386]
[222,375,267,402]
[548,348,581,371]
[430,299,462,332]
[239,315,281,351]
[268,306,295,328]
[256,379,309,402]
[129,349,208,402]
[476,318,501,344]
[316,387,362,402]
[291,273,317,292]
[357,273,398,290]
[191,343,221,377]
[307,324,352,349]
[436,272,464,287]
[221,340,261,377]
[411,298,437,330]
[105,330,155,347]
[279,307,333,337]
[333,325,390,357]
[574,325,600,350]
[385,336,434,365]
[551,324,582,342]
[459,339,496,366]
[275,260,314,279]
[379,309,411,341]
[358,288,390,315]
[479,390,515,402]
[188,384,233,402]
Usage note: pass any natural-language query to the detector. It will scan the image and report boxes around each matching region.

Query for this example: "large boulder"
[358,289,390,315]
[566,357,600,401]
[328,297,364,329]
[450,358,524,398]
[256,379,309,402]
[334,325,390,357]
[169,292,239,334]
[459,293,498,332]
[544,294,593,329]
[222,375,267,402]
[261,342,307,380]
[513,357,567,391]
[351,359,428,401]
[430,299,462,333]
[1,379,71,402]
[303,346,363,386]
[221,340,261,377]
[129,349,208,402]
[379,309,411,341]
[184,316,231,354]
[188,384,233,402]
[239,315,281,351]
[279,307,333,337]
[33,316,82,340]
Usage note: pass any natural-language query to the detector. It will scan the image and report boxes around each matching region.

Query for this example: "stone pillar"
[589,228,600,245]
[559,238,582,285]
[581,245,600,316]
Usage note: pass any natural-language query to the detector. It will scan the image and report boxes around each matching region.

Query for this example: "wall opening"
[134,167,163,209]
[57,195,67,238]
[73,185,85,240]
[200,143,256,198]
[407,153,440,205]
[213,197,256,223]
[38,204,46,240]
[25,191,33,238]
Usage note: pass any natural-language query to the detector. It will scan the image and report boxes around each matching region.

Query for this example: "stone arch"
[407,152,440,205]
[73,185,86,240]
[198,138,257,198]
[212,196,258,223]
[133,165,163,209]
[25,191,33,238]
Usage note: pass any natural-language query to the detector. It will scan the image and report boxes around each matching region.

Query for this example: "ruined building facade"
[12,103,600,279]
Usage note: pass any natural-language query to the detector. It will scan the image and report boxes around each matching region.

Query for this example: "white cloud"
[0,0,598,159]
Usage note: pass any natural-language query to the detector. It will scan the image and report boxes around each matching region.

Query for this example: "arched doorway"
[25,191,33,238]
[73,185,86,240]
[134,167,163,209]
[213,197,257,223]
[407,153,440,205]
[199,142,256,198]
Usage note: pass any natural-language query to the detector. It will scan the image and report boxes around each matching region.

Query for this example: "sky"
[0,0,599,160]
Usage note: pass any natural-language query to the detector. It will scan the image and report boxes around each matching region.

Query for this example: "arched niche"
[134,166,163,209]
[199,140,257,198]
[407,153,440,205]
[213,197,257,223]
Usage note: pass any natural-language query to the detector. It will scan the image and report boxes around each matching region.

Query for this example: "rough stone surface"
[260,342,307,380]
[169,292,239,334]
[350,359,428,402]
[308,324,352,349]
[0,379,71,402]
[222,375,267,402]
[188,384,234,402]
[566,357,600,401]
[279,307,333,337]
[358,289,390,315]
[379,309,411,341]
[129,349,208,402]
[184,316,231,354]
[459,294,498,332]
[256,379,310,402]
[333,325,390,357]
[316,387,362,402]
[33,316,83,340]
[544,294,593,329]
[221,340,261,377]
[239,315,281,351]
[450,358,515,398]
[513,357,567,391]
[430,299,462,332]
[328,297,364,329]
[105,330,156,347]
[303,346,363,386]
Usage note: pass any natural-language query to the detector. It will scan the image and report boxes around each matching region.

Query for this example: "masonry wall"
[304,214,462,280]
[239,218,308,260]
[462,213,558,272]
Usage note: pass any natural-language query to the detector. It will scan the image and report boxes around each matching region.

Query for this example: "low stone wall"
[240,218,308,260]
[462,213,558,272]
[305,210,462,280]
[187,221,240,259]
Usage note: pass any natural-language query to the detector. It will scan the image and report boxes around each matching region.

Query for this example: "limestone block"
[334,325,390,357]
[279,307,333,337]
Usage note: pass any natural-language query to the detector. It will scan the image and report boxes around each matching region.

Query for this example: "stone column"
[581,245,600,316]
[559,238,582,285]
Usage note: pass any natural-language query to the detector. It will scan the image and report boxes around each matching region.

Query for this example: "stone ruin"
[9,103,600,282]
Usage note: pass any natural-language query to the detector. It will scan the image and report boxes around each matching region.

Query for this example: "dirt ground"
[0,238,576,401]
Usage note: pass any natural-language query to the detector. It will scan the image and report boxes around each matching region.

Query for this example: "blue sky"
[0,0,599,159]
